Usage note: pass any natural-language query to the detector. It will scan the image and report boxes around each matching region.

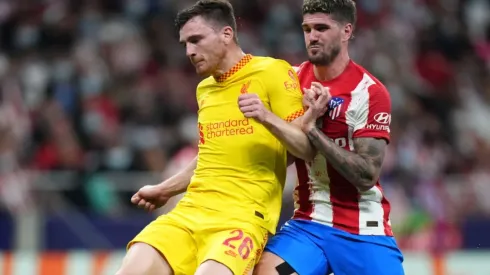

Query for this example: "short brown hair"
[175,0,238,41]
[303,0,357,26]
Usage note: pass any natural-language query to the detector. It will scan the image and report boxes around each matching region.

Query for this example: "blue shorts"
[265,219,404,275]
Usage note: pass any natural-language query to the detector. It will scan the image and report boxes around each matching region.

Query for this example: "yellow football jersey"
[180,54,304,233]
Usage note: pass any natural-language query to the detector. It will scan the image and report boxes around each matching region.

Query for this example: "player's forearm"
[305,128,377,191]
[262,112,316,161]
[159,156,197,196]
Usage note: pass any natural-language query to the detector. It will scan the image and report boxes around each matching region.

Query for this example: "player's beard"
[308,42,341,66]
[195,62,209,77]
[197,48,226,77]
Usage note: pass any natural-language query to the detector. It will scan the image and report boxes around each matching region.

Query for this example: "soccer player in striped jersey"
[252,1,405,275]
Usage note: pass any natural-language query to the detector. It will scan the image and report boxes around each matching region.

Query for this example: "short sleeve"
[352,84,391,143]
[265,60,305,122]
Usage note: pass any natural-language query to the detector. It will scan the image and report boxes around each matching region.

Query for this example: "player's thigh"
[254,251,298,275]
[328,236,404,275]
[198,225,268,275]
[195,260,255,275]
[259,222,329,275]
[195,260,234,275]
[126,214,198,275]
[117,242,172,275]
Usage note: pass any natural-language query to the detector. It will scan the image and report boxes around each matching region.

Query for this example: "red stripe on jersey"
[328,165,361,234]
[293,160,313,220]
[379,184,393,236]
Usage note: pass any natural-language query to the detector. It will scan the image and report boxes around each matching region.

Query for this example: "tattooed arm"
[306,128,387,191]
[301,81,391,191]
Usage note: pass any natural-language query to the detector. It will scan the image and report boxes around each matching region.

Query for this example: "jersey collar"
[215,54,253,82]
[311,60,355,84]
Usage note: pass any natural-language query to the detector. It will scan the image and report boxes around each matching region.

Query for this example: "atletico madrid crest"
[328,97,344,120]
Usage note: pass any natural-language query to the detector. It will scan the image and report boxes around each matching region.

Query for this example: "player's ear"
[221,26,234,45]
[342,23,353,42]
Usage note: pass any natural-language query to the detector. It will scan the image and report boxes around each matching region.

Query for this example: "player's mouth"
[309,47,322,54]
[191,60,204,67]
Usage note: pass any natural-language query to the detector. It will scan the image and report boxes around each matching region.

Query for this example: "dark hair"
[302,0,357,26]
[175,0,238,41]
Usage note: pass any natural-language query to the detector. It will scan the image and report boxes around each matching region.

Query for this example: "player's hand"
[238,93,270,123]
[131,185,171,212]
[302,82,331,132]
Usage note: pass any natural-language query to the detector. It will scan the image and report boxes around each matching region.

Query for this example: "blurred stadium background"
[0,0,489,274]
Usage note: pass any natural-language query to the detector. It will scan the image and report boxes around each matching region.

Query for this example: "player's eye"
[303,28,311,33]
[315,26,328,32]
[188,36,201,45]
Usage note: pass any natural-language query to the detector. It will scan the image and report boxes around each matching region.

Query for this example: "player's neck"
[313,51,350,82]
[213,47,245,79]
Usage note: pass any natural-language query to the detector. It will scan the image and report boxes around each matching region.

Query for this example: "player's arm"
[260,110,316,161]
[132,156,197,211]
[306,133,386,191]
[158,155,197,195]
[238,60,316,161]
[304,84,391,192]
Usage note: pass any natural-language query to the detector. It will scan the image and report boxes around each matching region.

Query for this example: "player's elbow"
[290,146,316,162]
[357,180,377,192]
[288,151,310,163]
[301,139,317,162]
[354,159,383,191]
[356,171,380,192]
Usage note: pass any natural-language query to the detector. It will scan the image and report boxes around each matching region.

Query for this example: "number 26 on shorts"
[222,229,254,260]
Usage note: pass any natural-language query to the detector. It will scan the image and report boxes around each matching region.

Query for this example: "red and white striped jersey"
[292,60,393,236]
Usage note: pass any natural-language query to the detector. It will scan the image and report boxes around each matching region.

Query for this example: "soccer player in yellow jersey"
[116,1,316,275]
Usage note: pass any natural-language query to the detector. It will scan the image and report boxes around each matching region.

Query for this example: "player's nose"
[186,45,197,58]
[308,30,321,41]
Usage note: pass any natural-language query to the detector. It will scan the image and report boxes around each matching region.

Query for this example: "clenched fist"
[238,93,270,123]
[302,82,331,132]
[131,185,171,212]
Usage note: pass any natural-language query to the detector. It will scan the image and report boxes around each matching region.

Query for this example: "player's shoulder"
[351,61,389,96]
[292,61,311,74]
[251,56,294,71]
[197,76,215,89]
[291,61,313,80]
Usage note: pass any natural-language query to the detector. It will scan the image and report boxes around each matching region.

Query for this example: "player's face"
[179,16,228,77]
[302,13,347,66]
